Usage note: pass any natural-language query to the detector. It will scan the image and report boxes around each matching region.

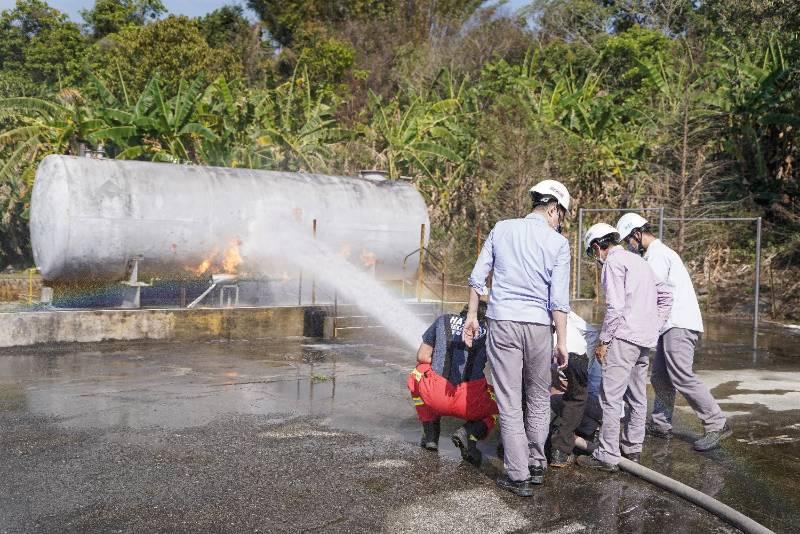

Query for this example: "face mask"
[592,246,604,266]
[626,236,644,256]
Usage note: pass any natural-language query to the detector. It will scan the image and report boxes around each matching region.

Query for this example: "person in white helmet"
[616,213,731,452]
[463,179,571,496]
[576,223,672,472]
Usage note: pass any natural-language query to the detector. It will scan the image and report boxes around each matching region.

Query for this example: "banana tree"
[249,67,346,172]
[89,73,218,163]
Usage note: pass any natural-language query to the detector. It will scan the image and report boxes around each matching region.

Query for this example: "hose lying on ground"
[573,436,774,534]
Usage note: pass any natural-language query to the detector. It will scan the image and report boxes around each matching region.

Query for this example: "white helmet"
[616,213,649,241]
[529,179,570,212]
[584,223,620,258]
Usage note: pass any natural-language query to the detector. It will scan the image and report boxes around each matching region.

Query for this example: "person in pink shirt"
[576,223,672,472]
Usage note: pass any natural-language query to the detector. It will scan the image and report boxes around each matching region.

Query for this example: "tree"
[199,6,273,87]
[81,0,166,39]
[0,0,86,96]
[249,67,346,171]
[88,73,218,163]
[0,88,105,264]
[86,15,241,98]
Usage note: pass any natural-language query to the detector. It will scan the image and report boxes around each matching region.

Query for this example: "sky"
[0,0,255,21]
[0,0,530,22]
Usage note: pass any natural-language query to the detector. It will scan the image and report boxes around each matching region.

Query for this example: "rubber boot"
[420,420,440,451]
[452,420,487,466]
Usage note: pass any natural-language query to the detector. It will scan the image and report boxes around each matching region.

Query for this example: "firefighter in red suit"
[407,302,498,466]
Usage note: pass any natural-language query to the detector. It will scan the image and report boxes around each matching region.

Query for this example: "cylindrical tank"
[30,155,429,282]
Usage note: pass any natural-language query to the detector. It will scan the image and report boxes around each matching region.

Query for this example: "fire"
[187,252,216,276]
[360,249,377,268]
[183,237,243,276]
[222,239,243,274]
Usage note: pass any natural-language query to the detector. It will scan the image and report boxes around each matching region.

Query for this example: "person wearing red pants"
[407,302,498,466]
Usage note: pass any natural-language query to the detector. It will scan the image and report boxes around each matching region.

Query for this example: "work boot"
[420,420,440,451]
[645,421,673,440]
[549,448,574,468]
[576,455,619,472]
[693,422,732,452]
[451,424,483,467]
[621,451,641,463]
[496,475,533,497]
[528,465,546,485]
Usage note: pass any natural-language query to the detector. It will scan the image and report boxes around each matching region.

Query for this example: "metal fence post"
[311,219,317,305]
[298,270,303,305]
[577,208,583,299]
[658,207,665,240]
[754,217,762,349]
[416,224,425,302]
[333,290,338,339]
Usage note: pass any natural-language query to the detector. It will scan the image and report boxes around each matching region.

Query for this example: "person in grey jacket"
[576,223,672,472]
[464,179,572,497]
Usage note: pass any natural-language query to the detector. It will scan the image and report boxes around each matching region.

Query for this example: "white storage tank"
[30,155,429,284]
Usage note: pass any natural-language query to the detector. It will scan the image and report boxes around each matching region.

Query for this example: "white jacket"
[644,239,704,333]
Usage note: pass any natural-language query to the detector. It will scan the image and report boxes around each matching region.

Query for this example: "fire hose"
[573,436,774,534]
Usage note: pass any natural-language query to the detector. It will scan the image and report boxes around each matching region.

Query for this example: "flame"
[360,249,377,268]
[184,237,242,276]
[222,239,243,274]
[187,252,217,276]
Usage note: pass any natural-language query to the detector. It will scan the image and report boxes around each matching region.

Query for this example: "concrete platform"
[0,306,321,348]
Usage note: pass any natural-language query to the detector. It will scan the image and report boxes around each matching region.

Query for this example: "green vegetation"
[0,0,798,316]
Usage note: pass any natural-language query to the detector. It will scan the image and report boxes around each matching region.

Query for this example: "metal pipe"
[660,215,761,350]
[311,219,317,305]
[333,290,338,339]
[416,224,425,302]
[663,217,758,222]
[297,270,303,305]
[187,282,217,309]
[754,217,762,349]
[441,257,446,314]
[27,268,35,304]
[573,437,774,534]
[577,208,583,298]
[579,208,664,213]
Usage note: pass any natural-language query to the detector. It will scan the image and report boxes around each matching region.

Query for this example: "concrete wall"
[0,306,318,348]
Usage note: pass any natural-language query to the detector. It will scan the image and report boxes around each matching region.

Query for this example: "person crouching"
[407,301,498,466]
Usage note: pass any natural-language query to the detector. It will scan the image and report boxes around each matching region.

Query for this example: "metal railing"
[576,207,763,348]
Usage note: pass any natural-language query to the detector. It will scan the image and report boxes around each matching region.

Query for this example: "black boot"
[420,420,441,451]
[451,420,487,467]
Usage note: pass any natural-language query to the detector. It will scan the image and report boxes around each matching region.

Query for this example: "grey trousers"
[486,319,552,481]
[593,338,650,465]
[650,328,726,432]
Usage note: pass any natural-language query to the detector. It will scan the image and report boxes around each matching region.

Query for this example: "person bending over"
[407,301,498,467]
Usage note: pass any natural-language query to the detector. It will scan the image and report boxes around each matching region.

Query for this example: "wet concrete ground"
[0,317,798,533]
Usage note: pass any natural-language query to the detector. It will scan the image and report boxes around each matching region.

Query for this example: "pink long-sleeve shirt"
[599,247,673,349]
